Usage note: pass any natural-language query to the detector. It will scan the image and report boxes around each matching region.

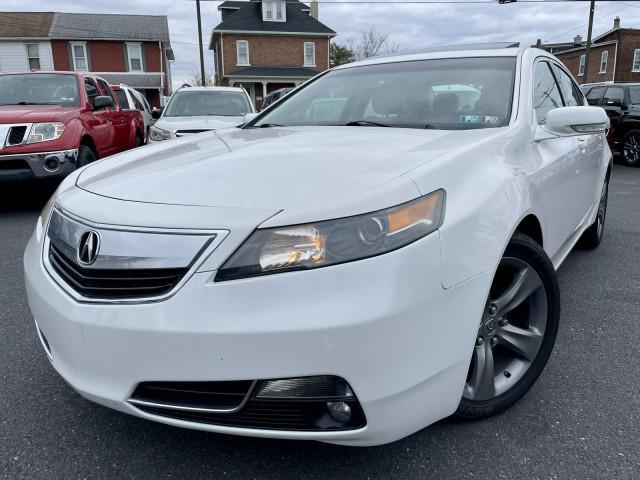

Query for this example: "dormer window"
[262,0,286,22]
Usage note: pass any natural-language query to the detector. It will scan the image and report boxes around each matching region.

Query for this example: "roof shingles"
[212,0,335,36]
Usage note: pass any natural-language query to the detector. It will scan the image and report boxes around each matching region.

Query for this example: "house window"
[71,42,88,71]
[633,49,640,72]
[600,50,608,74]
[304,42,316,67]
[127,43,144,72]
[26,44,40,70]
[236,40,249,66]
[578,54,586,76]
[262,0,286,22]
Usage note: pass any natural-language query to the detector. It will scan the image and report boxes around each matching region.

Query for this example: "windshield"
[0,74,80,107]
[253,57,516,130]
[163,90,252,117]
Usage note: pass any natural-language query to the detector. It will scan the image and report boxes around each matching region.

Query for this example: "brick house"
[543,17,640,85]
[0,12,174,107]
[209,0,336,107]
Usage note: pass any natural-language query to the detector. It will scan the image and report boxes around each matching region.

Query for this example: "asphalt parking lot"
[1,167,639,480]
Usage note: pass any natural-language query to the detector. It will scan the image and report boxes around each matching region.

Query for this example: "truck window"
[84,78,99,107]
[96,78,116,107]
[113,89,130,109]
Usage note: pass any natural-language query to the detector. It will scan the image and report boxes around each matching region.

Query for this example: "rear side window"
[602,87,625,106]
[629,86,640,104]
[586,86,606,105]
[113,89,129,109]
[552,65,584,106]
[533,61,563,125]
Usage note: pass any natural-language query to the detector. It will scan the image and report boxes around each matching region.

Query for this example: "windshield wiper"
[344,120,391,127]
[257,123,284,128]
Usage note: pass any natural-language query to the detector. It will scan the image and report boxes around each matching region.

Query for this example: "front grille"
[130,381,254,411]
[7,126,27,145]
[175,129,208,137]
[128,379,367,431]
[0,159,30,171]
[136,400,367,431]
[48,243,188,299]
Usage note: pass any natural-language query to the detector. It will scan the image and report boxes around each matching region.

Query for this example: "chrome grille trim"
[43,206,229,304]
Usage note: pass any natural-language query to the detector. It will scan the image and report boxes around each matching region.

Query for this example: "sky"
[4,0,640,89]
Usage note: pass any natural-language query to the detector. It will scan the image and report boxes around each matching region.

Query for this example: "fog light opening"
[326,401,351,424]
[43,155,60,172]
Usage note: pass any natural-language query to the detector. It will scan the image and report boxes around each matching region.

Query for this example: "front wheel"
[456,232,560,420]
[76,145,96,169]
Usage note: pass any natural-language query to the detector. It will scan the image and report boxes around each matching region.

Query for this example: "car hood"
[78,126,497,210]
[0,105,78,123]
[156,115,244,132]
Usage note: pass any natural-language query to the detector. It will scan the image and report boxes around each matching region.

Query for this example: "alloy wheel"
[463,257,548,402]
[623,134,640,165]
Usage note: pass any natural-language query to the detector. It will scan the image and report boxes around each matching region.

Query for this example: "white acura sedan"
[24,44,611,446]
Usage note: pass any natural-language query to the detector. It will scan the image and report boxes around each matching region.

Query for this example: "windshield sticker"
[459,115,500,124]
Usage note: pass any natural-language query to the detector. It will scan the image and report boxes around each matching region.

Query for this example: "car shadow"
[0,179,57,213]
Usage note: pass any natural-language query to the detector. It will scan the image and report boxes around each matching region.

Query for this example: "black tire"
[76,145,96,169]
[578,176,609,250]
[455,232,560,420]
[135,133,143,147]
[620,130,640,167]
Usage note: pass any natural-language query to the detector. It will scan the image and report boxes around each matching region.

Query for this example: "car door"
[131,89,152,139]
[97,78,129,153]
[552,64,604,224]
[84,77,114,158]
[532,60,587,254]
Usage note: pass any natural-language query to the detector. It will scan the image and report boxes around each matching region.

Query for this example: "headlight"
[149,125,173,141]
[216,190,445,281]
[26,122,65,144]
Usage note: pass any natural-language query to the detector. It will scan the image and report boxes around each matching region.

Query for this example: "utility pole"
[583,0,596,83]
[196,0,206,86]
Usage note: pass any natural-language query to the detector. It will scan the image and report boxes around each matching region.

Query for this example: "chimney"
[574,35,583,46]
[310,0,318,19]
[614,16,621,29]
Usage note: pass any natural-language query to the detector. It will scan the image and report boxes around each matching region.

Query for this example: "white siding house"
[0,41,55,72]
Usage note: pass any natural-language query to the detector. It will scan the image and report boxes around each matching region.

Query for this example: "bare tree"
[189,68,216,87]
[349,27,404,61]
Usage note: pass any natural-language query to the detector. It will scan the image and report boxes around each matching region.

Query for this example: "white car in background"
[24,44,611,446]
[149,86,254,142]
[110,84,154,143]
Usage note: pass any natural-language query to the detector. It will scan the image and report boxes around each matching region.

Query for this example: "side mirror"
[242,112,259,124]
[151,108,163,120]
[93,96,114,110]
[536,106,609,140]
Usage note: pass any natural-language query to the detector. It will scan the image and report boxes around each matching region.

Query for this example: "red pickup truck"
[0,72,144,181]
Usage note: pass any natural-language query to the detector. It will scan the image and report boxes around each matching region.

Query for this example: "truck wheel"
[621,130,640,167]
[76,145,96,169]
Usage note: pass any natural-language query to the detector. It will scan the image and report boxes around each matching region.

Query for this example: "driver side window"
[84,78,99,108]
[533,61,563,125]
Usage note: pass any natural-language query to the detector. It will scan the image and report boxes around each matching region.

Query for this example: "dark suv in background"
[581,82,640,167]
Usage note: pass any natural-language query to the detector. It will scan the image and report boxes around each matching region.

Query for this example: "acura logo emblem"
[77,230,100,266]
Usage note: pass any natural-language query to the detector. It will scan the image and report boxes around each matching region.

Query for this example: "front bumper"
[24,221,493,446]
[0,148,78,180]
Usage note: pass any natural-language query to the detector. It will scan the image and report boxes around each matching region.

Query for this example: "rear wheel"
[621,130,640,167]
[456,233,560,420]
[76,145,96,169]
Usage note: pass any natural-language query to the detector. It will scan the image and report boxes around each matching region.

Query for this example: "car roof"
[334,43,526,70]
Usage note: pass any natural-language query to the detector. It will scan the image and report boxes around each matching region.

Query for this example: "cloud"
[3,0,640,90]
